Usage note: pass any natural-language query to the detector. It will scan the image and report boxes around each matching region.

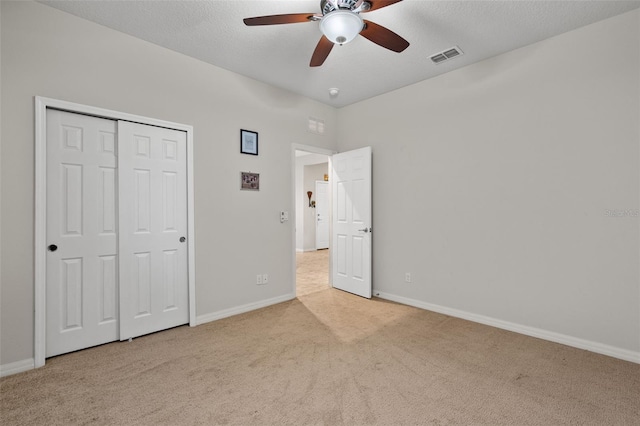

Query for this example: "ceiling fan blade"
[243,13,316,26]
[365,0,404,12]
[310,35,334,67]
[360,20,409,52]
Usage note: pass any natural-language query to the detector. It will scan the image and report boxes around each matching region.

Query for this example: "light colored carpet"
[296,249,330,297]
[2,257,639,424]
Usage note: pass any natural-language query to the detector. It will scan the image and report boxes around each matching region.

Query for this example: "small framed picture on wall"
[241,172,260,191]
[240,129,258,155]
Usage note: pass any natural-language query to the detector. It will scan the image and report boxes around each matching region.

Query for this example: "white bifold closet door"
[46,109,188,358]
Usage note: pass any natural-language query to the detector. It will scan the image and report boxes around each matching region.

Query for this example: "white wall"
[337,9,640,358]
[0,1,337,366]
[0,2,3,367]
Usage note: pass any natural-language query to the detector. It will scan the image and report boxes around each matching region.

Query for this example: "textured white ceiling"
[40,0,640,107]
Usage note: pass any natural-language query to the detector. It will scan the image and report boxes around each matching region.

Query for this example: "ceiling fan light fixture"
[320,10,363,45]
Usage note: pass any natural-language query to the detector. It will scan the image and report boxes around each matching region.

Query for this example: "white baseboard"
[196,293,296,325]
[6,293,635,377]
[2,295,296,376]
[374,291,640,364]
[0,358,35,377]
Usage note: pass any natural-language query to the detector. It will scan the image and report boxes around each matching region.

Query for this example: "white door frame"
[34,96,196,368]
[291,144,336,296]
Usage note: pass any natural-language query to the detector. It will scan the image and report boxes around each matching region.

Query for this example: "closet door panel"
[118,121,189,340]
[46,110,118,357]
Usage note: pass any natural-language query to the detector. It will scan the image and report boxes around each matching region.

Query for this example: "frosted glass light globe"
[320,10,364,45]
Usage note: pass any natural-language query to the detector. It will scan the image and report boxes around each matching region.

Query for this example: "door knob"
[357,228,370,233]
[48,244,58,252]
[179,236,186,243]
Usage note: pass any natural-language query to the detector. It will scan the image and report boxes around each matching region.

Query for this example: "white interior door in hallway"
[315,180,329,250]
[45,109,189,357]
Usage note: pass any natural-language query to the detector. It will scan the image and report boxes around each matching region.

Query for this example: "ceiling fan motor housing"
[321,0,371,15]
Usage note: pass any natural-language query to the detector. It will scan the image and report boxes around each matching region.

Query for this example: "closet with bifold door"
[45,108,189,357]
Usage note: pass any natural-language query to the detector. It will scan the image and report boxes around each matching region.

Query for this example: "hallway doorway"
[294,146,332,296]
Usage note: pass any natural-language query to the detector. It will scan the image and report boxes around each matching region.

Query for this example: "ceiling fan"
[243,0,410,67]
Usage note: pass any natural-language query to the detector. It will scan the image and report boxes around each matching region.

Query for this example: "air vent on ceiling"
[430,46,463,64]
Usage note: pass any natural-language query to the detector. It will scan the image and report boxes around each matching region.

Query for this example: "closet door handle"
[179,237,186,243]
[48,244,58,252]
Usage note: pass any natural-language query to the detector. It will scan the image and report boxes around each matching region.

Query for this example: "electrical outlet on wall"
[256,274,263,285]
[405,273,412,283]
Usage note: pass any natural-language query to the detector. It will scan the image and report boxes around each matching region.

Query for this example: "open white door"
[331,147,372,298]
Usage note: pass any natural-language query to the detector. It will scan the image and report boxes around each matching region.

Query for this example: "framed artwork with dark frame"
[240,129,258,155]
[241,172,260,191]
